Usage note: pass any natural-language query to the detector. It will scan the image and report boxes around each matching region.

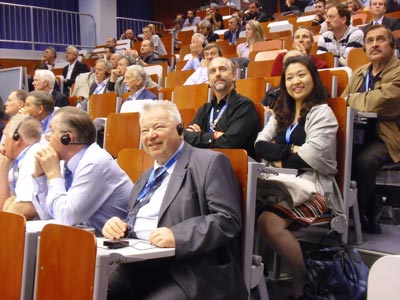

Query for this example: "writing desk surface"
[96,237,175,260]
[94,237,175,300]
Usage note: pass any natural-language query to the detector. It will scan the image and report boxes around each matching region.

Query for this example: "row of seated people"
[176,1,399,72]
[1,21,399,297]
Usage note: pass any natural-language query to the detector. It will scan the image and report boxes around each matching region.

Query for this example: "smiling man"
[184,57,260,159]
[342,25,400,234]
[102,100,247,300]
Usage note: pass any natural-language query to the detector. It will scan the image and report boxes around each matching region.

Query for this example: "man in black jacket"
[62,45,89,96]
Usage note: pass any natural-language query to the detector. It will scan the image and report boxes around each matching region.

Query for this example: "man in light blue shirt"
[32,107,133,235]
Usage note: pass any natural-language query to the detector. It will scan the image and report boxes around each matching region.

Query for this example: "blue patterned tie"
[126,168,167,238]
[64,166,73,191]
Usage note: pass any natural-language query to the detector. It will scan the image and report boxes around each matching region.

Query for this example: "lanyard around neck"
[209,103,228,132]
[285,122,298,144]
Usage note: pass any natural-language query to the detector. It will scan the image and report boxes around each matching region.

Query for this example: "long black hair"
[274,56,328,133]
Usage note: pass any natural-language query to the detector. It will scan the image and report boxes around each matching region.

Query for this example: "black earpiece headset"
[60,134,86,145]
[13,122,22,141]
[12,117,34,141]
[176,124,184,135]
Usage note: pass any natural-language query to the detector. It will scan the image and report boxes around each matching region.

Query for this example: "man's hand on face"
[34,146,62,180]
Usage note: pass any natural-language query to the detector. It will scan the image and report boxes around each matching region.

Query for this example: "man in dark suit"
[362,0,400,34]
[224,15,244,45]
[198,20,219,43]
[62,46,89,96]
[102,100,247,300]
[33,69,69,107]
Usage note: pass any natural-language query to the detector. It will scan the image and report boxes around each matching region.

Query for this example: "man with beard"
[317,2,364,66]
[184,57,261,159]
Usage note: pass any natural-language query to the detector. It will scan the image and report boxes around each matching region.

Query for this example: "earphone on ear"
[176,124,184,135]
[12,122,23,141]
[60,134,72,145]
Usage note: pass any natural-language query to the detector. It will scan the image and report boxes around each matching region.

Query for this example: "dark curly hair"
[275,56,328,133]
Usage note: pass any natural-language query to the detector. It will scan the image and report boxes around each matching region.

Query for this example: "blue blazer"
[136,89,157,100]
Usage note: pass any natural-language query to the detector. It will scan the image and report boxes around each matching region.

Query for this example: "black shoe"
[361,214,382,234]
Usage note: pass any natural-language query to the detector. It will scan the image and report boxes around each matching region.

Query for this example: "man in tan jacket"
[342,25,400,234]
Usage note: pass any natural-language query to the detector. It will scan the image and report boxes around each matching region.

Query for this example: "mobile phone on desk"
[103,239,130,249]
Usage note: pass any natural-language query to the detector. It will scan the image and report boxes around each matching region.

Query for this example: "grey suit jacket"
[128,142,248,299]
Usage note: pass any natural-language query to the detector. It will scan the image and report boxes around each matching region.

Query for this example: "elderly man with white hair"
[123,65,157,102]
[33,69,70,107]
[62,45,89,95]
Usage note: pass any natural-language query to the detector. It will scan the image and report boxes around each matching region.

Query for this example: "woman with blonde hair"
[236,19,265,58]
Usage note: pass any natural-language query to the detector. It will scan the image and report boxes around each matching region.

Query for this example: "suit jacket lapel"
[158,143,190,220]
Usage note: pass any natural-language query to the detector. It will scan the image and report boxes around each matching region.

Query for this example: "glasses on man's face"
[326,15,337,20]
[371,2,384,6]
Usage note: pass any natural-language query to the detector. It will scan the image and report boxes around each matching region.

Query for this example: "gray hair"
[28,91,55,114]
[34,69,56,89]
[140,100,181,125]
[192,33,207,47]
[66,45,79,55]
[95,58,113,73]
[7,114,42,143]
[126,65,147,82]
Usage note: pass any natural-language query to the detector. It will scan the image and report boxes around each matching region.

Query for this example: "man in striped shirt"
[317,2,364,66]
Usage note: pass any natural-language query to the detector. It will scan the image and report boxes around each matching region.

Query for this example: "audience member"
[181,33,207,71]
[62,45,89,95]
[184,57,260,159]
[40,46,60,69]
[204,4,224,30]
[243,0,269,22]
[120,29,137,48]
[32,107,133,235]
[0,115,42,219]
[20,91,55,136]
[342,25,400,233]
[103,100,247,300]
[198,20,219,42]
[109,53,123,69]
[32,69,70,107]
[362,0,400,34]
[312,0,327,27]
[4,89,27,117]
[89,59,112,95]
[184,43,223,85]
[127,40,162,66]
[283,0,303,15]
[108,56,132,97]
[106,36,117,49]
[28,62,60,92]
[172,18,184,50]
[143,25,167,56]
[346,0,365,14]
[256,56,342,299]
[104,46,116,61]
[222,0,237,8]
[236,19,265,59]
[123,65,157,101]
[317,3,364,66]
[182,10,201,28]
[271,27,328,76]
[224,16,244,45]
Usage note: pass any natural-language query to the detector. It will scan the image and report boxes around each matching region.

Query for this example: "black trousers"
[107,258,188,300]
[352,139,392,218]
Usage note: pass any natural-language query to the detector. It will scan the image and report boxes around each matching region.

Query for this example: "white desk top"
[96,237,175,261]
